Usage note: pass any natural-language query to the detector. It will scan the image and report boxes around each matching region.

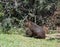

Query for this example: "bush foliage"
[0,0,59,34]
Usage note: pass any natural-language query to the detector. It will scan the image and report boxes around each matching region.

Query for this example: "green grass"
[0,34,60,47]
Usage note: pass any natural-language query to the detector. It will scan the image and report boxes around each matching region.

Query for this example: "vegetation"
[0,0,60,47]
[0,34,60,47]
[0,0,60,33]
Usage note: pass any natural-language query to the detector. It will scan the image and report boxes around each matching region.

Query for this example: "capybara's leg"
[26,29,32,37]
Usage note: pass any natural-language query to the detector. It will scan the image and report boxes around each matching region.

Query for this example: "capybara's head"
[25,21,31,27]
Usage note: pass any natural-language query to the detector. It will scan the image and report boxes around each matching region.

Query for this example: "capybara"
[25,21,45,39]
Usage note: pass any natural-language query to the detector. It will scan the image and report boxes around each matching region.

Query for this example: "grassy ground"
[0,34,60,47]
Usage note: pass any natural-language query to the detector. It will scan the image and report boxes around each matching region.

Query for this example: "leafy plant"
[0,0,58,33]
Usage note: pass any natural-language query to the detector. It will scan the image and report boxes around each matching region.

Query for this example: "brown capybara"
[25,21,45,39]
